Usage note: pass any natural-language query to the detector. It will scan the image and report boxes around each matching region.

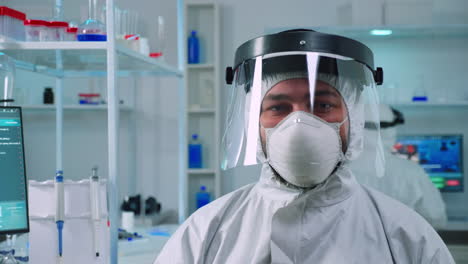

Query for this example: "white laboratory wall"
[364,38,468,103]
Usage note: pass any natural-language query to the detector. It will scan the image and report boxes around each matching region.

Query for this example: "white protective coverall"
[154,163,454,263]
[350,105,448,229]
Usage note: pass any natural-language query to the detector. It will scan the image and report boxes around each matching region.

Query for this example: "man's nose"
[293,103,312,113]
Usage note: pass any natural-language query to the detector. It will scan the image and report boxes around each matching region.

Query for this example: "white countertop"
[118,224,179,264]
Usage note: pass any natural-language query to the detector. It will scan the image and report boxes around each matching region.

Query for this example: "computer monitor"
[0,106,29,234]
[394,135,464,192]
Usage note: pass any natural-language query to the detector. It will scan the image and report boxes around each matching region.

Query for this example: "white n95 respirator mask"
[264,111,346,188]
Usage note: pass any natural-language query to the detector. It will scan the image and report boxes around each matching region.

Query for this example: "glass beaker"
[0,235,19,264]
[412,75,428,102]
[77,0,106,41]
[0,53,16,106]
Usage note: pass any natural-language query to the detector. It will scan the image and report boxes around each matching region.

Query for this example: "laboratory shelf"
[20,104,133,111]
[188,108,215,114]
[188,169,216,175]
[392,102,468,107]
[187,63,214,70]
[0,42,183,76]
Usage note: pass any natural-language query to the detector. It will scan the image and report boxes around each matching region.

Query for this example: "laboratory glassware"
[77,0,106,41]
[0,52,15,106]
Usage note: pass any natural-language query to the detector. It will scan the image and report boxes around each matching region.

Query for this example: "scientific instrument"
[0,106,29,264]
[89,166,100,258]
[54,170,64,260]
[0,53,15,106]
[77,0,106,41]
[394,134,464,192]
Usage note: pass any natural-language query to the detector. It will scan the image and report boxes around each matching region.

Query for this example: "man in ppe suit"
[350,104,448,229]
[154,29,454,263]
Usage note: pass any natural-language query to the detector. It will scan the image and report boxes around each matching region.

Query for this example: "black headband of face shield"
[238,55,368,94]
[225,29,384,85]
[364,107,405,130]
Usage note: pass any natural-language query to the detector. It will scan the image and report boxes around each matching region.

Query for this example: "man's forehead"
[264,78,340,98]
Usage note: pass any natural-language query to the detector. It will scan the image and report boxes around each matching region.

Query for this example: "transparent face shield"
[222,52,385,178]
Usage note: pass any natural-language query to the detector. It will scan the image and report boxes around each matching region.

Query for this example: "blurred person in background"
[350,104,447,229]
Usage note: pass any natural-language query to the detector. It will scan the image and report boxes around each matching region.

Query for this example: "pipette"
[55,170,64,259]
[90,166,101,257]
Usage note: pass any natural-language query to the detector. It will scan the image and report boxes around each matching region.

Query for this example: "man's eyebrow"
[315,90,340,98]
[263,94,293,101]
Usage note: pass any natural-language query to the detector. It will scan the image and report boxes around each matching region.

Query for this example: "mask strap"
[338,116,348,127]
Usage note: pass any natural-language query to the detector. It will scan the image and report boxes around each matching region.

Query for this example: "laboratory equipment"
[0,235,18,264]
[412,76,428,102]
[43,87,53,104]
[0,6,26,42]
[48,21,68,41]
[28,179,110,263]
[121,195,141,215]
[65,27,77,41]
[188,134,202,168]
[138,37,149,55]
[23,20,48,41]
[153,16,165,59]
[0,106,29,263]
[89,166,100,257]
[77,0,106,41]
[0,53,15,106]
[394,135,464,192]
[188,30,200,64]
[0,107,29,235]
[79,93,100,105]
[54,170,64,258]
[144,197,161,216]
[196,186,210,209]
[121,211,135,233]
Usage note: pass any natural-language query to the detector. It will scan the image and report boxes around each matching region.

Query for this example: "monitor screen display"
[0,107,29,234]
[394,135,463,192]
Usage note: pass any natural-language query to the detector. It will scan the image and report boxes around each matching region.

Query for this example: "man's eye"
[314,103,333,112]
[269,105,288,112]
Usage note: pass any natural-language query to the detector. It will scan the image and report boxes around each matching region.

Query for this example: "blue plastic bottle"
[188,30,200,64]
[196,186,210,209]
[188,134,202,168]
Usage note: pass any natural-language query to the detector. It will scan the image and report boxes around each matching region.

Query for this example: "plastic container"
[43,87,54,104]
[187,30,200,64]
[48,21,69,41]
[65,27,77,41]
[0,6,26,41]
[24,19,48,41]
[78,93,100,105]
[196,186,210,209]
[188,134,202,168]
